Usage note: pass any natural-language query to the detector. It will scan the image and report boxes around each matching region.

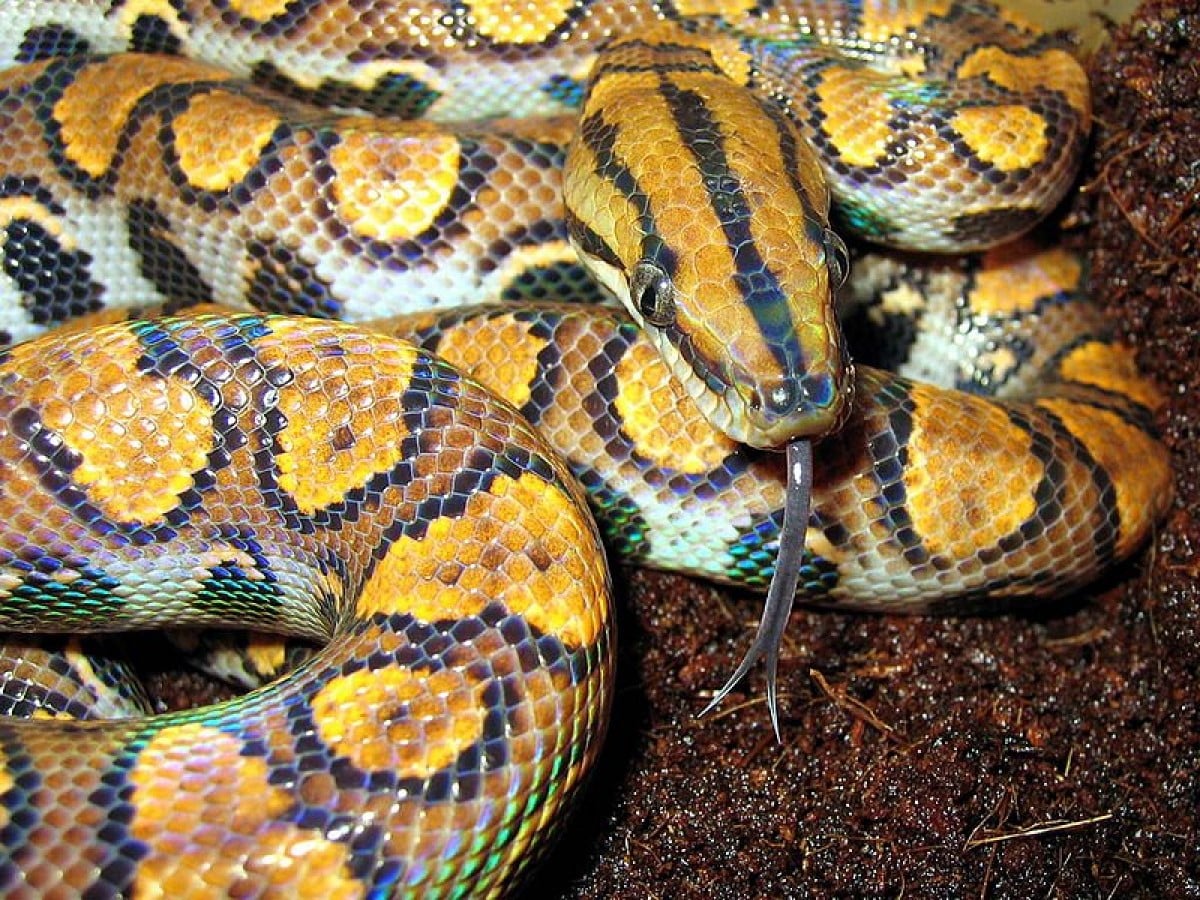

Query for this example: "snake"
[0,0,1175,896]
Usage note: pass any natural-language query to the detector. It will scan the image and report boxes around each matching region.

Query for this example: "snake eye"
[629,261,676,328]
[823,229,851,290]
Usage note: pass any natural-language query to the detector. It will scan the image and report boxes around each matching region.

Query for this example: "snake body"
[0,1,1175,897]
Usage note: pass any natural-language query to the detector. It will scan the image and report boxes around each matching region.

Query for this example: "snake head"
[564,57,854,449]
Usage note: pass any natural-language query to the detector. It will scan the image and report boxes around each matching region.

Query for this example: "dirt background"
[526,3,1200,897]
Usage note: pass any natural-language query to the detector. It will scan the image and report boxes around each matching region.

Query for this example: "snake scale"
[0,0,1175,896]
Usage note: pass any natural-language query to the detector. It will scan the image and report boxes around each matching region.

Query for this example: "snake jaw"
[700,437,813,741]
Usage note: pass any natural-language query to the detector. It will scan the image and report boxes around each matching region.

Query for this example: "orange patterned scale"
[0,315,614,897]
[0,1,1173,897]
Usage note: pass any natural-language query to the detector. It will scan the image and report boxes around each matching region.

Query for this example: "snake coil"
[0,1,1173,896]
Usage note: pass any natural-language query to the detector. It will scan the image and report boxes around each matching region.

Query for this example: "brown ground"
[145,3,1199,896]
[528,4,1200,897]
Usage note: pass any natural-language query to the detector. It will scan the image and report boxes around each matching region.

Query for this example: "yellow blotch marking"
[895,54,928,79]
[30,708,78,720]
[130,724,359,899]
[54,55,231,178]
[311,665,486,778]
[262,319,415,514]
[19,328,215,525]
[330,123,460,241]
[977,346,1020,385]
[877,282,928,319]
[357,471,606,647]
[972,246,1082,315]
[903,386,1042,559]
[173,91,280,192]
[434,315,547,410]
[615,341,738,473]
[815,66,894,167]
[60,638,108,698]
[860,0,952,42]
[130,722,292,827]
[226,0,291,20]
[0,198,73,248]
[256,59,442,95]
[245,634,289,678]
[487,240,579,301]
[673,0,755,16]
[805,528,845,568]
[0,755,9,829]
[193,548,265,581]
[958,46,1090,115]
[116,0,187,40]
[344,60,443,94]
[1037,399,1173,557]
[467,0,575,44]
[1058,341,1165,413]
[951,105,1048,172]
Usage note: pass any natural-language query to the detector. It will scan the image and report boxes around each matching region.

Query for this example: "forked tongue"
[699,438,812,741]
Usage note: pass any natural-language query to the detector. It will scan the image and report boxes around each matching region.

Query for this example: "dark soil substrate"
[144,3,1199,897]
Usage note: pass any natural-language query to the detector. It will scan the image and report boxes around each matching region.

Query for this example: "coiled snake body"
[0,1,1174,896]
